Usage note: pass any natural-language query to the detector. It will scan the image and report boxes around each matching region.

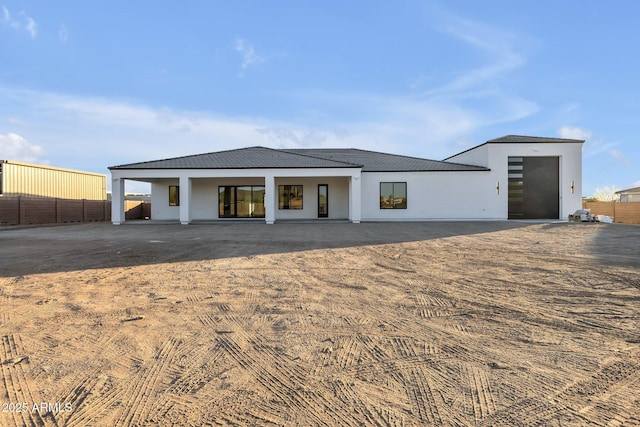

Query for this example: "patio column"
[349,174,361,223]
[179,175,192,225]
[265,174,275,224]
[111,176,125,225]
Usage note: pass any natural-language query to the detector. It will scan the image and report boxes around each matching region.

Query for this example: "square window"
[380,182,406,209]
[279,185,303,209]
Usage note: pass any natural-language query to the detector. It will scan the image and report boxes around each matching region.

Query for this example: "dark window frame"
[317,184,328,218]
[379,182,407,209]
[169,185,180,206]
[278,185,303,210]
[218,185,265,218]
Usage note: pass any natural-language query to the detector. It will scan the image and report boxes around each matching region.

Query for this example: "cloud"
[425,13,530,97]
[25,16,36,38]
[59,24,68,42]
[234,38,265,70]
[256,127,333,147]
[1,6,37,38]
[0,133,47,162]
[557,126,592,141]
[608,149,631,164]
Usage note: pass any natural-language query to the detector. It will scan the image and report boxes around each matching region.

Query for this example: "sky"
[1,1,639,196]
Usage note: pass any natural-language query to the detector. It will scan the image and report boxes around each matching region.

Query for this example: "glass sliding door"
[218,186,265,218]
[318,184,328,218]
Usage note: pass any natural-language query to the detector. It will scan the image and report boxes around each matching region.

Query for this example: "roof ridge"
[277,147,363,167]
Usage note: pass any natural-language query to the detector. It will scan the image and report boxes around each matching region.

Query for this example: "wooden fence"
[125,201,151,220]
[582,201,640,224]
[0,197,111,226]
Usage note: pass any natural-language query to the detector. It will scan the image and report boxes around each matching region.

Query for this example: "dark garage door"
[508,157,559,219]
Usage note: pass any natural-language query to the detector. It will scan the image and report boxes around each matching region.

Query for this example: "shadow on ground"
[0,221,542,277]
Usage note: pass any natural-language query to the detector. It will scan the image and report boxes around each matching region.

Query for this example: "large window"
[380,182,407,209]
[219,186,265,218]
[279,185,303,209]
[169,185,180,206]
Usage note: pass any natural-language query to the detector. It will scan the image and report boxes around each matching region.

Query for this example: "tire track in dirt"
[0,298,60,337]
[151,333,238,422]
[463,365,496,423]
[331,378,406,427]
[113,336,181,427]
[401,368,443,425]
[65,334,179,427]
[51,329,132,426]
[218,332,363,427]
[1,334,56,427]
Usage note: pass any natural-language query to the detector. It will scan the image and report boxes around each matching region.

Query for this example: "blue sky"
[1,1,639,195]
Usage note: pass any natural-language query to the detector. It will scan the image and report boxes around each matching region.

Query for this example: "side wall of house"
[360,171,498,221]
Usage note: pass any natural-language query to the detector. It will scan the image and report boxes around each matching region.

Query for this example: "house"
[0,160,106,200]
[108,135,583,224]
[615,186,640,202]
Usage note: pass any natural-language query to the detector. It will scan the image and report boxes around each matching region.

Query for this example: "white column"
[265,174,275,224]
[111,176,125,225]
[349,174,361,223]
[179,175,192,225]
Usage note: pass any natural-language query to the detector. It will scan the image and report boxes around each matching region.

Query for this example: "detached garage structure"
[109,135,583,224]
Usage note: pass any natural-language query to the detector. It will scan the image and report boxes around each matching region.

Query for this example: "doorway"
[508,157,559,219]
[318,184,328,218]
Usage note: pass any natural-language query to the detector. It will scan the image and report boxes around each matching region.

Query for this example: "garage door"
[508,157,559,219]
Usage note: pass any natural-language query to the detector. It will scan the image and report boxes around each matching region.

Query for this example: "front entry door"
[508,157,559,219]
[318,184,328,218]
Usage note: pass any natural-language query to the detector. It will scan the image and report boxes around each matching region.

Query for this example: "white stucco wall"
[151,179,180,220]
[445,143,490,167]
[361,171,498,221]
[274,176,349,220]
[483,142,583,219]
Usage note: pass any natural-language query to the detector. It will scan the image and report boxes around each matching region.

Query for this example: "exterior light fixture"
[570,181,574,194]
[496,181,500,194]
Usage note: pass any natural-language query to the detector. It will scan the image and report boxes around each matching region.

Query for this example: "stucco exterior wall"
[151,179,180,220]
[151,176,351,221]
[361,171,498,221]
[274,176,349,220]
[445,144,490,167]
[484,142,583,219]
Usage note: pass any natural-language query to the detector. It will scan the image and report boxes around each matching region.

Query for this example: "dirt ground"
[0,220,639,426]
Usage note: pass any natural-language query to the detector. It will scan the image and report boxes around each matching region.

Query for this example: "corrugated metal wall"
[0,160,106,200]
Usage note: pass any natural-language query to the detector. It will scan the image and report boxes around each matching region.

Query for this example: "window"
[279,185,303,209]
[380,182,407,209]
[218,186,265,218]
[169,185,180,206]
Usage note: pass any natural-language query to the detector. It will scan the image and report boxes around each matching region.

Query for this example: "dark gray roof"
[109,146,359,170]
[110,146,489,172]
[444,134,584,160]
[286,148,488,172]
[487,135,585,144]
